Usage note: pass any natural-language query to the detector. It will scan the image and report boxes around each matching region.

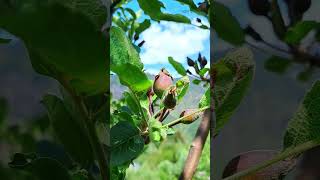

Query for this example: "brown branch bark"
[179,109,211,180]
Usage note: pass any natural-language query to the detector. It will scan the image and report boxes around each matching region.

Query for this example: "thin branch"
[158,108,168,122]
[163,106,209,128]
[179,109,211,180]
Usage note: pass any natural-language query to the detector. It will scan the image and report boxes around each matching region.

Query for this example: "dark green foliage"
[110,122,144,166]
[42,95,94,166]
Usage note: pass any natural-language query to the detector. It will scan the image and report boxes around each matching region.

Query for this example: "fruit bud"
[153,68,173,97]
[248,0,270,16]
[180,109,201,124]
[163,86,177,109]
[187,57,195,66]
[200,57,207,68]
[138,40,145,47]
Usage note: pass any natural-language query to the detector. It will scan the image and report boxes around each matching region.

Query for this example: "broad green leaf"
[214,47,255,134]
[52,0,107,29]
[110,121,144,166]
[9,154,71,180]
[135,19,151,37]
[110,26,143,71]
[168,57,187,76]
[137,0,191,23]
[264,56,292,74]
[285,21,320,44]
[0,97,8,127]
[36,140,73,168]
[42,95,94,165]
[115,63,152,92]
[0,2,108,95]
[283,81,320,149]
[213,2,244,45]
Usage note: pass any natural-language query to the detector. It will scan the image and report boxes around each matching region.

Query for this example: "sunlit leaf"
[168,57,187,76]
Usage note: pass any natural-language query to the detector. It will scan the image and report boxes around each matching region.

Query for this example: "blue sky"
[123,0,210,77]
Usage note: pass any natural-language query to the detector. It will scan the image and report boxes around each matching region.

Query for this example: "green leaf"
[42,95,94,165]
[213,2,245,45]
[110,121,144,166]
[52,0,107,29]
[157,13,191,24]
[199,68,209,76]
[264,56,292,74]
[193,79,201,85]
[0,97,8,127]
[285,21,320,44]
[124,92,140,115]
[199,87,210,108]
[0,3,108,95]
[283,81,320,149]
[175,76,190,102]
[168,57,187,76]
[110,26,143,70]
[9,153,71,180]
[135,19,151,37]
[137,0,191,23]
[296,67,313,82]
[115,63,152,92]
[214,47,255,135]
[176,0,207,16]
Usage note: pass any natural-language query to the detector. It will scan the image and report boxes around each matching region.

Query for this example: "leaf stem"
[129,88,148,125]
[223,140,320,180]
[163,106,209,128]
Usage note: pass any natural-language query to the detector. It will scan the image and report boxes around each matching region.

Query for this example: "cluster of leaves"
[213,0,320,82]
[0,0,110,179]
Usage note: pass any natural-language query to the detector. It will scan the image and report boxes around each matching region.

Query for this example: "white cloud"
[140,21,209,65]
